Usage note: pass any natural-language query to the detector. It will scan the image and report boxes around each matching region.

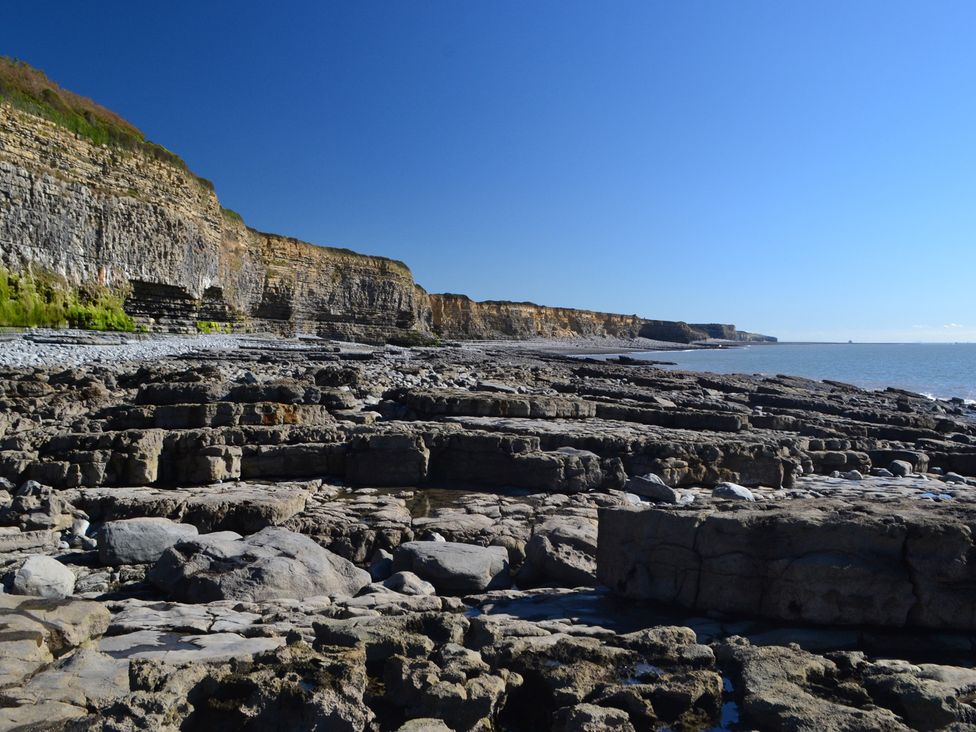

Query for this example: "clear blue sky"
[3,2,975,341]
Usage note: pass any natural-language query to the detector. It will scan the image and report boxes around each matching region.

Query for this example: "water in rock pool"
[592,342,976,401]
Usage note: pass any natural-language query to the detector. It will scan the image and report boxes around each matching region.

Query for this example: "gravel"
[0,331,248,369]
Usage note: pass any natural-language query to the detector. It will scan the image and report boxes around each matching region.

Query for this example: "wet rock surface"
[1,335,975,730]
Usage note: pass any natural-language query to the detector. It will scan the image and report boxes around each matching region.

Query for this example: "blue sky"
[3,2,975,341]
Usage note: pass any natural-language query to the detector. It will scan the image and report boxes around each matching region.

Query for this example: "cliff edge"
[0,58,773,345]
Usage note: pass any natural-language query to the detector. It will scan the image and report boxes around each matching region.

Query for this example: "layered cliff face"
[428,294,646,340]
[242,227,430,340]
[689,323,777,343]
[429,294,776,343]
[0,60,773,345]
[0,101,430,341]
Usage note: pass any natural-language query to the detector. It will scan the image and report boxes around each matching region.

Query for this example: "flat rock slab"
[393,541,510,594]
[2,648,128,716]
[0,527,59,553]
[107,599,261,635]
[99,629,284,663]
[67,481,316,533]
[148,526,372,602]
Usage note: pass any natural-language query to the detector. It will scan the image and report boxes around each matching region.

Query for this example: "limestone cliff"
[0,60,773,344]
[0,101,430,340]
[428,294,775,343]
[428,294,645,340]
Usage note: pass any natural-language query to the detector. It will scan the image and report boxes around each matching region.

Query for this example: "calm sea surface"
[605,343,976,402]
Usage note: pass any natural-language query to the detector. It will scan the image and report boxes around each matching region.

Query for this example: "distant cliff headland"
[0,58,775,345]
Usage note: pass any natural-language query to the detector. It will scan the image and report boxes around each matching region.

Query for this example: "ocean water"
[607,343,976,402]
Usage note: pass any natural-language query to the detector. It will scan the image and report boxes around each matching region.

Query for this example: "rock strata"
[0,334,974,729]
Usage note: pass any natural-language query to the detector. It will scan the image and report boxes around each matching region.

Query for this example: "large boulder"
[516,515,598,588]
[148,527,371,602]
[392,541,510,595]
[98,517,199,565]
[11,555,75,598]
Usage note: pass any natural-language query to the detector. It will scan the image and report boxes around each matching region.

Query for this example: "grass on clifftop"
[0,267,134,331]
[0,57,213,190]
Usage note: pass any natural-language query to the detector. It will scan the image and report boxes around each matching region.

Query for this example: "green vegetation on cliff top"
[0,57,213,190]
[0,267,134,331]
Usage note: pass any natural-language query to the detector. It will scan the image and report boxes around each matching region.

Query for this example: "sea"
[598,342,976,402]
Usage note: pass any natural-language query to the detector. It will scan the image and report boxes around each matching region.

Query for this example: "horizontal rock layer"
[428,294,776,343]
[597,499,976,631]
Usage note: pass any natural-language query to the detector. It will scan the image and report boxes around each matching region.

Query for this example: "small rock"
[70,518,90,538]
[890,460,914,477]
[382,571,436,596]
[625,474,679,503]
[369,549,394,582]
[12,555,75,598]
[712,482,755,502]
[553,703,636,731]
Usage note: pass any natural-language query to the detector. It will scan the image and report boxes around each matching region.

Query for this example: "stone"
[625,473,679,503]
[384,651,519,732]
[396,720,453,732]
[12,555,75,598]
[95,642,373,730]
[861,661,976,730]
[890,460,914,477]
[107,599,261,635]
[383,571,437,596]
[393,541,510,595]
[370,548,394,581]
[1,648,129,719]
[552,703,637,731]
[712,482,755,501]
[98,516,199,565]
[516,515,598,588]
[148,526,371,602]
[313,612,469,664]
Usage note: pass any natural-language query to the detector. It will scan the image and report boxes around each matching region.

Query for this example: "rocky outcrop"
[597,491,976,631]
[0,335,974,729]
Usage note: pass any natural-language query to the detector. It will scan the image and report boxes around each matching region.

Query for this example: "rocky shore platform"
[2,333,976,731]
